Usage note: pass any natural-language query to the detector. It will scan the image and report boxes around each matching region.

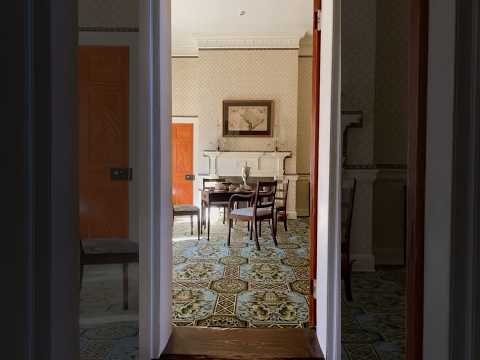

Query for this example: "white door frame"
[137,1,341,359]
[315,0,342,358]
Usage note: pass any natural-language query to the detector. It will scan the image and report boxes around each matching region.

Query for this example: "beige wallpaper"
[196,49,299,175]
[374,0,408,165]
[172,58,199,116]
[342,0,377,165]
[79,0,138,28]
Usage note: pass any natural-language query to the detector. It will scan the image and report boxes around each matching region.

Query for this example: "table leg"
[197,213,200,241]
[207,205,211,241]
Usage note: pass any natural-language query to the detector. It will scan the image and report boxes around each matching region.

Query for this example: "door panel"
[172,124,194,205]
[79,46,129,240]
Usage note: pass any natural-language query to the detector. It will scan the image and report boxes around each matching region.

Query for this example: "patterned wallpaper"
[342,0,377,165]
[79,0,138,28]
[374,0,408,165]
[196,49,299,174]
[172,58,200,116]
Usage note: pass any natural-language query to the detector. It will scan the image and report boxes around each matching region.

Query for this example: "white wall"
[424,0,456,358]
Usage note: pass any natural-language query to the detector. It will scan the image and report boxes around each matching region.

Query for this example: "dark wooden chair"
[173,204,201,241]
[275,180,289,231]
[227,181,278,251]
[202,178,228,230]
[341,178,357,301]
[80,238,139,310]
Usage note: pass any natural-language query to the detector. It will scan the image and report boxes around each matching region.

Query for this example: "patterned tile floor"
[79,216,405,360]
[171,216,312,328]
[342,268,406,360]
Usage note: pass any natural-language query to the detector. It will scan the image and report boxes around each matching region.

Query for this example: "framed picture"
[223,100,273,137]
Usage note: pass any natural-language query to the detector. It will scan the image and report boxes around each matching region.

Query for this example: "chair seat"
[173,204,200,215]
[230,207,272,217]
[209,201,229,207]
[82,238,138,255]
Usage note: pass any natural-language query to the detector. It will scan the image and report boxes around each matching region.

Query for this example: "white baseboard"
[286,210,298,219]
[351,253,376,272]
[374,247,405,265]
[296,208,309,217]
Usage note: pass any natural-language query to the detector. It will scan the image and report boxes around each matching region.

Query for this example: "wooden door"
[172,123,194,205]
[79,46,129,240]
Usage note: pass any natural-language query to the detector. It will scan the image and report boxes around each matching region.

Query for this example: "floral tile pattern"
[172,217,311,328]
[342,269,406,360]
[79,217,404,360]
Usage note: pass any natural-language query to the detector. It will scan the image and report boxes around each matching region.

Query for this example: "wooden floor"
[159,327,324,360]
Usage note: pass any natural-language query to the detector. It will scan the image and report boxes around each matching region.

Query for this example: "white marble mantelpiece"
[201,150,298,218]
[203,150,292,178]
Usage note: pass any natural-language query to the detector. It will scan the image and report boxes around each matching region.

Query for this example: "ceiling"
[172,0,313,52]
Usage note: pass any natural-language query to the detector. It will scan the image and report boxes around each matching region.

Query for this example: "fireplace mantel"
[203,150,292,178]
[201,150,298,218]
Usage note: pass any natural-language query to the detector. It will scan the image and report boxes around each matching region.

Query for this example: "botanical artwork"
[223,100,273,137]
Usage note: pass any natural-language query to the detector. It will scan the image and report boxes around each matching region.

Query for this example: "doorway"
[79,46,130,240]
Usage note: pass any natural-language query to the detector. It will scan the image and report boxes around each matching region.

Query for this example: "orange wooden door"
[172,124,194,205]
[78,46,129,240]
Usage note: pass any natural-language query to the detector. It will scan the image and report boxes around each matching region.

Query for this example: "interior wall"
[372,0,408,265]
[79,0,138,28]
[172,52,312,214]
[341,0,376,166]
[172,57,199,117]
[374,0,408,165]
[197,49,299,174]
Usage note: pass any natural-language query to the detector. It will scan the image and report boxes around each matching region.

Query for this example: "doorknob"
[111,168,132,181]
[185,174,195,181]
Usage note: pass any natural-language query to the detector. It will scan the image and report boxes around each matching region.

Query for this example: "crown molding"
[172,38,199,57]
[193,32,304,50]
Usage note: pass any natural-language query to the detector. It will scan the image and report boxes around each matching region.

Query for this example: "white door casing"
[139,0,342,358]
[315,0,342,359]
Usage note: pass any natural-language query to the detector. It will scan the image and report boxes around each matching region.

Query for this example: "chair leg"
[190,215,194,235]
[254,220,261,251]
[272,217,278,247]
[80,263,84,291]
[284,215,288,232]
[228,219,232,246]
[249,221,253,240]
[223,206,226,224]
[259,220,262,237]
[123,263,129,310]
[197,213,200,240]
[207,206,211,241]
[345,262,353,301]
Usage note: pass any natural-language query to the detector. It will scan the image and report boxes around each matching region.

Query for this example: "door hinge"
[311,278,317,299]
[316,9,322,32]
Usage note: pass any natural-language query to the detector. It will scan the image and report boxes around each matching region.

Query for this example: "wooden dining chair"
[227,181,278,251]
[275,180,289,232]
[202,178,228,230]
[341,178,357,301]
[80,238,139,310]
[173,204,201,241]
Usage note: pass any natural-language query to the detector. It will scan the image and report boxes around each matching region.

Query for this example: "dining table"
[200,187,254,241]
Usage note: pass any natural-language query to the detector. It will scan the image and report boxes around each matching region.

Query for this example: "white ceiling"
[172,0,313,52]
